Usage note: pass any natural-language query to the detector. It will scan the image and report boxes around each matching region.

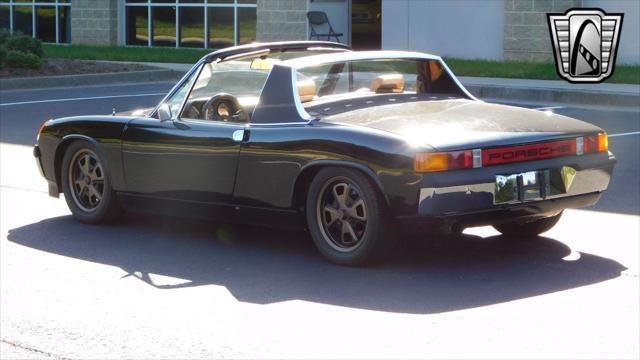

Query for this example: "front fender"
[37,116,133,194]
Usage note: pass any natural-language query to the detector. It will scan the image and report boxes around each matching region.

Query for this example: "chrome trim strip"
[576,136,584,155]
[151,60,205,118]
[290,67,315,121]
[472,149,482,168]
[418,166,612,216]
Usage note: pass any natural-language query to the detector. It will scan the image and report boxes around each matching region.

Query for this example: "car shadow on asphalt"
[7,214,626,314]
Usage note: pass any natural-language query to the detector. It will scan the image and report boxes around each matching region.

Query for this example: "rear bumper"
[418,165,612,216]
[400,151,615,230]
[399,192,601,232]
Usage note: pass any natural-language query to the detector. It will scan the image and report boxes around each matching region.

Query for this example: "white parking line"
[0,93,167,107]
[609,131,640,138]
[534,106,565,110]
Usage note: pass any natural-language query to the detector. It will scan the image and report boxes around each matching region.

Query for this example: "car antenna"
[112,107,116,116]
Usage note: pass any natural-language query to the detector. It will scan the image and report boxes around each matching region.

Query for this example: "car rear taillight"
[415,134,608,173]
[414,150,478,172]
[585,133,608,153]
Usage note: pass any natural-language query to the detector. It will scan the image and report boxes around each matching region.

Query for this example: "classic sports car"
[34,41,616,265]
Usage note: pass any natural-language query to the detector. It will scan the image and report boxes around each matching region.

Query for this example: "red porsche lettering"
[483,141,576,165]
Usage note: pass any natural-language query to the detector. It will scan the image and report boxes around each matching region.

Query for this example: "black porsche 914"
[34,41,616,265]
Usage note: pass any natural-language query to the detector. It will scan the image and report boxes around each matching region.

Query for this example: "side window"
[163,65,200,118]
[180,61,267,123]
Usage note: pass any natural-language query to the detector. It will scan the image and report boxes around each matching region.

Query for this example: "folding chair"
[307,11,343,43]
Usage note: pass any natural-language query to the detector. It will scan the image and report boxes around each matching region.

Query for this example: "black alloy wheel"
[61,140,121,224]
[306,167,396,265]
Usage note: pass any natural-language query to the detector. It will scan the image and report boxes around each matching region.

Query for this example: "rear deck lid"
[323,99,602,151]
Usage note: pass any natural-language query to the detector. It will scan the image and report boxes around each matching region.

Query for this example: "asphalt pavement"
[0,84,638,359]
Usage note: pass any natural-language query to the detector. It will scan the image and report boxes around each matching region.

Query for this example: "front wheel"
[60,140,121,224]
[306,167,396,266]
[493,211,563,237]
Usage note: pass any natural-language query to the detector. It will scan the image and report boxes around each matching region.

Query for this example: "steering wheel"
[203,93,248,122]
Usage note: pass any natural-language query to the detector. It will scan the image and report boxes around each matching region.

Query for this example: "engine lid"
[324,99,603,151]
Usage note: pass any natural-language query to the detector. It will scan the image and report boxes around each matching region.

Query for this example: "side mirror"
[157,103,172,122]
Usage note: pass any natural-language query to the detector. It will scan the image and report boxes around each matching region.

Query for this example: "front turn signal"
[37,119,50,141]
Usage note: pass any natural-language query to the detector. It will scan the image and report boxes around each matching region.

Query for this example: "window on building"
[179,6,204,48]
[126,6,149,46]
[152,6,176,47]
[208,7,233,49]
[0,1,71,44]
[124,0,257,49]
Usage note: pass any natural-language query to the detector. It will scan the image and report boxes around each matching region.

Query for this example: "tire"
[60,140,121,224]
[493,211,563,237]
[306,167,396,266]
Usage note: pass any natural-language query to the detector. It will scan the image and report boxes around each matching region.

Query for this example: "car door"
[121,62,246,207]
[121,117,245,205]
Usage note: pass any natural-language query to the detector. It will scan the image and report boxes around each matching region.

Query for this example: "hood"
[323,99,603,151]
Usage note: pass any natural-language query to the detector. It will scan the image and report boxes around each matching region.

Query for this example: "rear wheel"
[306,167,396,265]
[493,211,563,237]
[60,140,121,224]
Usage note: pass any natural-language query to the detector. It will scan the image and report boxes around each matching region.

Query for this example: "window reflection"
[152,6,176,47]
[124,1,257,49]
[59,5,70,43]
[13,6,32,36]
[179,7,203,48]
[0,6,9,31]
[238,7,256,45]
[36,6,56,43]
[126,6,148,46]
[1,2,70,44]
[208,7,233,49]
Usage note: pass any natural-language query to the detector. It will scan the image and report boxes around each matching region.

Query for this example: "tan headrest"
[297,78,317,102]
[370,74,405,93]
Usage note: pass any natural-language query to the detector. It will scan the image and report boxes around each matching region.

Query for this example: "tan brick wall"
[70,0,118,46]
[257,0,308,42]
[504,0,582,62]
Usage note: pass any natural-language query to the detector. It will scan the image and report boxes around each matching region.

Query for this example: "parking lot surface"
[1,84,638,359]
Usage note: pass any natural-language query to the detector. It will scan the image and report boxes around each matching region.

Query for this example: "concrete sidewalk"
[459,76,640,108]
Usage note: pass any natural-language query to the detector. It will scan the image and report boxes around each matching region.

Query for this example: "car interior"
[172,54,466,124]
[175,48,348,124]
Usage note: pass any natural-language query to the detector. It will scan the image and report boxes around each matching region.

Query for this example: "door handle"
[232,129,249,142]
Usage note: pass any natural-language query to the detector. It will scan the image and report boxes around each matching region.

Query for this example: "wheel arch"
[292,160,390,213]
[53,135,108,192]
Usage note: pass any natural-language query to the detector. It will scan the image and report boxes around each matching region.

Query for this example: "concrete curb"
[464,84,640,108]
[0,69,183,91]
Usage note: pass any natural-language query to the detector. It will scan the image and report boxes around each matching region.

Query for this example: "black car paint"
[34,41,615,231]
[322,99,604,151]
[37,114,420,228]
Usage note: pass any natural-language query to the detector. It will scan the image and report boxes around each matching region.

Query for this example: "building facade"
[1,0,638,64]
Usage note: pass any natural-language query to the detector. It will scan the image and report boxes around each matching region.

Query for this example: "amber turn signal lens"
[414,151,473,172]
[584,133,608,154]
[37,120,49,141]
[415,152,449,172]
[598,132,608,152]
